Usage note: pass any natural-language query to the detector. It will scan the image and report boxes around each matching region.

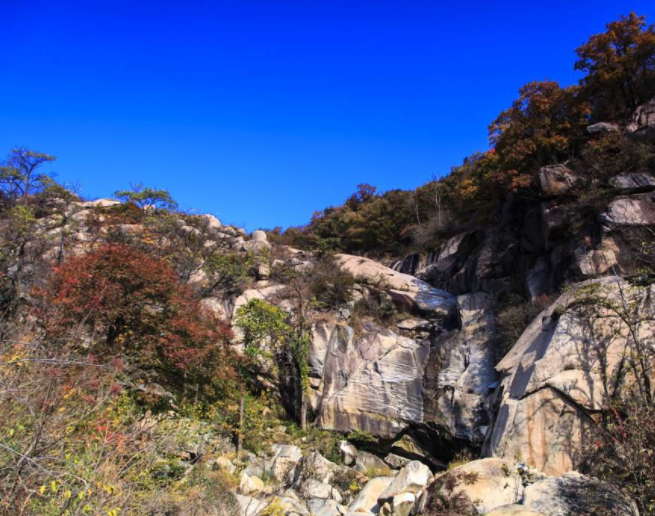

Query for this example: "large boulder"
[335,254,456,318]
[601,193,655,227]
[484,277,655,475]
[610,173,655,193]
[523,472,635,516]
[349,476,394,513]
[436,458,524,515]
[572,237,619,277]
[267,444,303,484]
[307,499,346,516]
[627,95,655,141]
[378,460,432,501]
[538,164,579,197]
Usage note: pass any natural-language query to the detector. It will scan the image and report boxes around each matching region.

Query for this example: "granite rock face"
[484,277,655,475]
[315,323,431,438]
[423,292,497,443]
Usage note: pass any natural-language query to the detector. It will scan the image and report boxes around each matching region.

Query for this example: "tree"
[41,244,233,394]
[575,12,655,121]
[489,81,589,191]
[235,298,311,429]
[1,147,56,200]
[114,183,178,213]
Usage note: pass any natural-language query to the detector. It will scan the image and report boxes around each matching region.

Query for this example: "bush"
[581,401,655,516]
[40,244,235,396]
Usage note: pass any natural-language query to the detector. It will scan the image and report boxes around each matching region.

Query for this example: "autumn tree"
[489,81,590,191]
[41,244,234,395]
[575,12,655,121]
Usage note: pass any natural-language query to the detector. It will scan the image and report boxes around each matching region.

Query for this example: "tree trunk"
[236,394,245,456]
[300,391,307,430]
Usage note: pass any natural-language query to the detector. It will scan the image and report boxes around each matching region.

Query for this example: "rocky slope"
[3,97,654,516]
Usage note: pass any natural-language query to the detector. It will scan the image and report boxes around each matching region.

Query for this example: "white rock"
[203,214,222,230]
[235,494,267,516]
[438,458,524,515]
[349,476,394,514]
[339,441,358,466]
[391,492,415,516]
[240,472,265,495]
[378,461,431,502]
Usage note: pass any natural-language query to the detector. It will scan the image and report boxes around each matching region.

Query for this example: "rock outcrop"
[484,276,655,475]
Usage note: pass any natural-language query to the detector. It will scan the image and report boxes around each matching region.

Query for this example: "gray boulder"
[524,472,634,516]
[610,172,655,193]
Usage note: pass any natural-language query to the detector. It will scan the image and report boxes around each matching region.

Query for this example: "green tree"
[114,183,178,212]
[235,298,311,429]
[1,147,56,200]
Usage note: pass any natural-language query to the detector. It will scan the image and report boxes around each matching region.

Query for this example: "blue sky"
[2,1,654,230]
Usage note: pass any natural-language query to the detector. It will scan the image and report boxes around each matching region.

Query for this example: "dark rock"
[538,164,579,197]
[587,122,620,134]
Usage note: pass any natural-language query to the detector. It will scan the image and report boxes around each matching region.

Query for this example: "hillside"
[1,12,655,516]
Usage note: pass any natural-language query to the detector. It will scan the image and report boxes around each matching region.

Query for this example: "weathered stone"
[485,277,655,475]
[309,321,336,378]
[627,95,655,141]
[335,254,455,318]
[275,496,310,516]
[587,122,620,135]
[355,451,389,474]
[523,472,634,516]
[378,461,432,502]
[539,164,578,197]
[572,237,619,277]
[395,318,431,331]
[438,458,524,515]
[216,456,236,474]
[348,476,394,513]
[302,479,341,502]
[269,444,302,483]
[202,213,222,230]
[339,440,358,466]
[610,173,655,193]
[316,324,430,439]
[235,494,267,516]
[240,472,265,495]
[307,499,346,516]
[390,492,415,516]
[602,193,655,226]
[384,453,411,469]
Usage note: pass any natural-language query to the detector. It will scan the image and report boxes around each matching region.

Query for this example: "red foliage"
[40,244,234,389]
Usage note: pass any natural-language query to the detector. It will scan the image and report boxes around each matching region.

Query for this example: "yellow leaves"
[51,480,59,493]
[39,485,47,495]
[63,387,77,400]
[63,490,72,499]
[107,508,121,516]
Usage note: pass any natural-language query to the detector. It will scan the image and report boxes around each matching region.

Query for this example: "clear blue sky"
[2,1,654,230]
